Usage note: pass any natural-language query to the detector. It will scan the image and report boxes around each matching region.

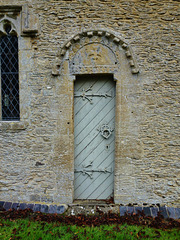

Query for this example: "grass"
[0,218,179,240]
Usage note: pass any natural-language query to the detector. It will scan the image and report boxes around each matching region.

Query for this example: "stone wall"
[0,0,179,207]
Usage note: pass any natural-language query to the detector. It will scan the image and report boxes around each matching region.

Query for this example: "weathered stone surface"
[49,205,57,214]
[0,0,179,208]
[167,207,176,219]
[175,208,180,220]
[26,204,34,210]
[127,206,134,215]
[159,207,169,219]
[0,201,4,207]
[67,204,119,216]
[11,203,19,210]
[19,203,27,210]
[143,207,151,217]
[56,205,66,214]
[151,207,159,218]
[0,201,179,219]
[135,207,143,214]
[120,206,127,216]
[33,204,41,212]
[3,202,12,211]
[41,204,49,213]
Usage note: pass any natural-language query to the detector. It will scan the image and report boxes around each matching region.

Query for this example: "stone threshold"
[0,201,179,219]
[68,204,180,219]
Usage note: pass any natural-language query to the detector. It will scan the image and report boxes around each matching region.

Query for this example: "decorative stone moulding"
[0,5,39,37]
[21,4,39,36]
[52,30,139,76]
[0,17,18,36]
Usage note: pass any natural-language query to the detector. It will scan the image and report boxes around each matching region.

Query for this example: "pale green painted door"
[74,75,116,200]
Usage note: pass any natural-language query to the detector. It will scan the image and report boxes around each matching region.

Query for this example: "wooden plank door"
[74,75,116,200]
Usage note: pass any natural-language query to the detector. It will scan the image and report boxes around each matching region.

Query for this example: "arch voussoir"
[52,29,139,76]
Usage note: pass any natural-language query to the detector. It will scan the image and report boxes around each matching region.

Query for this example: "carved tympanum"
[52,30,139,76]
[70,43,117,74]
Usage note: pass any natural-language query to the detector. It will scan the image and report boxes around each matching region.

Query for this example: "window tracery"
[0,21,19,120]
[0,4,39,123]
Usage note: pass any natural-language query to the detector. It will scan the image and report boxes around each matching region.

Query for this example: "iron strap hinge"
[74,167,112,179]
[74,85,112,103]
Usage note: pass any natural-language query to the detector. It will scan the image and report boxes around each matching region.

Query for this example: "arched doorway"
[52,29,139,203]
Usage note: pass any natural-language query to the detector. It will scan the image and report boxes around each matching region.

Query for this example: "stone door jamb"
[52,29,139,204]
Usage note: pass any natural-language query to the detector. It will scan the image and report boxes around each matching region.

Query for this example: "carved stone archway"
[52,29,140,204]
[52,29,139,76]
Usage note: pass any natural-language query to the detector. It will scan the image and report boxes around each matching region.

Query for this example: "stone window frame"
[0,20,20,121]
[0,4,39,131]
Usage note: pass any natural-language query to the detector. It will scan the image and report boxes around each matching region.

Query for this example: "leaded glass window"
[0,24,20,120]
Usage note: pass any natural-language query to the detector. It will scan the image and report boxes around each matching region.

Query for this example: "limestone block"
[21,4,39,36]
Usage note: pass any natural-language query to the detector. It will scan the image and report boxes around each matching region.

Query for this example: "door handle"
[97,124,114,139]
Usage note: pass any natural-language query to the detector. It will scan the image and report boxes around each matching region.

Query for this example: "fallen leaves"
[0,208,179,230]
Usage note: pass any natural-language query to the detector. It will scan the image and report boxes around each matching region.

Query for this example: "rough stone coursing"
[0,201,180,219]
[0,0,179,207]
